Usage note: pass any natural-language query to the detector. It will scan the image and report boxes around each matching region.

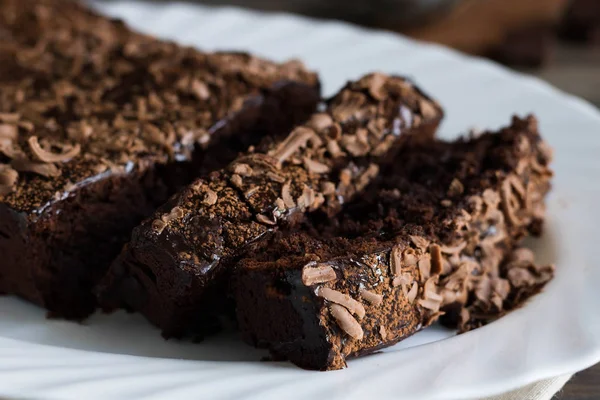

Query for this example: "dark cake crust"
[97,73,444,337]
[0,0,320,318]
[233,116,554,370]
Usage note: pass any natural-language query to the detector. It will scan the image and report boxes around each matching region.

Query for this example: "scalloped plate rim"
[0,1,599,399]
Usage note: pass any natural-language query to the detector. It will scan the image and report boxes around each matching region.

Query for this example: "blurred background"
[165,0,599,108]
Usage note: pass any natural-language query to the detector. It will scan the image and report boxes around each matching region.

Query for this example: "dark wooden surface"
[557,365,600,399]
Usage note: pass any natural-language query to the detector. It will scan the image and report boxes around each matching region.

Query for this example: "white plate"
[1,1,600,399]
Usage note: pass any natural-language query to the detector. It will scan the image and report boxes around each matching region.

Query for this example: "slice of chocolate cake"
[232,116,554,370]
[97,73,444,337]
[0,0,320,319]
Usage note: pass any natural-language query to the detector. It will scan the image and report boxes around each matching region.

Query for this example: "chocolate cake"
[97,73,444,337]
[232,116,554,370]
[0,0,320,319]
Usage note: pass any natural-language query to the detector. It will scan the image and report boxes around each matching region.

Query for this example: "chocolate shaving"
[281,181,295,208]
[296,185,315,210]
[507,247,535,266]
[341,135,370,157]
[269,127,316,164]
[303,157,330,174]
[306,113,333,133]
[359,289,383,306]
[28,136,81,163]
[429,244,443,275]
[162,207,184,223]
[468,195,484,216]
[440,242,467,254]
[418,255,432,279]
[0,113,20,123]
[230,174,243,188]
[419,99,438,120]
[201,188,218,206]
[410,235,430,251]
[392,272,412,290]
[326,140,344,157]
[339,169,352,186]
[266,172,286,183]
[321,181,336,196]
[483,188,501,211]
[11,157,60,177]
[360,72,387,101]
[0,165,18,196]
[501,177,521,225]
[275,198,286,211]
[190,79,210,101]
[407,282,419,304]
[330,304,364,340]
[318,287,366,319]
[331,92,367,122]
[256,214,276,225]
[379,325,387,340]
[418,291,443,312]
[474,276,493,303]
[390,245,402,276]
[151,219,167,235]
[402,248,418,267]
[0,137,20,159]
[494,278,511,300]
[356,128,369,145]
[302,264,337,286]
[233,163,253,177]
[0,124,18,140]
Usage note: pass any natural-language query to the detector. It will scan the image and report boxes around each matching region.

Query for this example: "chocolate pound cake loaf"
[233,116,554,370]
[0,0,320,319]
[97,73,444,337]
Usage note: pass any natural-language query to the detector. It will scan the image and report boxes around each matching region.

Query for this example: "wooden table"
[558,365,600,399]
